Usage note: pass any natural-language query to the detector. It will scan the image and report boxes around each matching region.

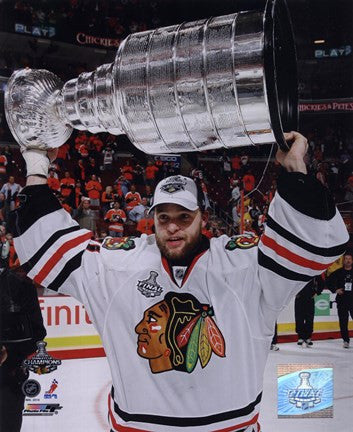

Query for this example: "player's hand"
[336,288,344,295]
[276,131,308,174]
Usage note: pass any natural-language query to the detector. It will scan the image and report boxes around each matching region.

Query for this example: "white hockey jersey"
[12,172,349,432]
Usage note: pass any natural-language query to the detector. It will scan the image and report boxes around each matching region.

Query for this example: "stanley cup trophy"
[5,0,298,154]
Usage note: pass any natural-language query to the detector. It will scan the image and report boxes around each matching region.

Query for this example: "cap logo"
[160,176,187,194]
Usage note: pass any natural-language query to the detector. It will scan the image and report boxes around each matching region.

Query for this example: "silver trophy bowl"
[5,0,297,154]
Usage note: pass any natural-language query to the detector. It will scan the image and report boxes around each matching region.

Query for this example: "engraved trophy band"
[5,0,298,154]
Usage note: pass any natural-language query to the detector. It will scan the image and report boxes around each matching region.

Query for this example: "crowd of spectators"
[1,122,353,248]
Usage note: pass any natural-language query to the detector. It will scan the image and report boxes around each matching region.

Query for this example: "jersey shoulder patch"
[102,236,136,251]
[225,233,259,251]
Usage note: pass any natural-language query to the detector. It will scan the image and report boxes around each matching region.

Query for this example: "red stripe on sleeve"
[34,231,92,285]
[261,234,332,271]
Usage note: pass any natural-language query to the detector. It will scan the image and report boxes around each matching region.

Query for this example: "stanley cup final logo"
[277,365,333,418]
[288,372,321,410]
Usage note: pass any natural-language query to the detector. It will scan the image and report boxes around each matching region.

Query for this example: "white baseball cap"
[149,176,200,213]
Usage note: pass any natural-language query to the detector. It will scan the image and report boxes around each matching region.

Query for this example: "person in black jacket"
[295,275,324,347]
[327,251,353,348]
[0,259,47,432]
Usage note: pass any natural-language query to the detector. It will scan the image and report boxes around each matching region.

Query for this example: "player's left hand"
[276,131,308,174]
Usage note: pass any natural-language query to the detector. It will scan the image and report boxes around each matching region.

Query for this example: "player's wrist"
[22,149,50,180]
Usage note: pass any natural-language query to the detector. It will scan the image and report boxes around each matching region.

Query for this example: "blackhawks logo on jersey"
[102,236,135,251]
[135,292,225,374]
[225,233,259,251]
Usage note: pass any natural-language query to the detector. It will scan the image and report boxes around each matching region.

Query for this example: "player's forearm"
[281,157,307,174]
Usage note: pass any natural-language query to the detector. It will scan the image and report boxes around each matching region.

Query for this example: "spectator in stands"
[101,185,115,214]
[125,184,141,213]
[134,161,145,186]
[102,146,114,171]
[74,159,87,183]
[104,201,127,237]
[229,172,239,189]
[0,193,5,224]
[56,142,70,170]
[6,232,19,268]
[0,150,8,183]
[199,178,211,210]
[86,157,101,180]
[249,199,261,233]
[229,180,240,206]
[85,174,102,214]
[231,154,241,174]
[220,152,231,176]
[89,135,103,158]
[78,141,89,159]
[75,131,88,153]
[115,175,129,197]
[0,176,21,223]
[243,218,257,236]
[144,184,154,207]
[47,170,60,193]
[258,206,268,234]
[231,203,240,233]
[136,209,154,236]
[243,170,256,194]
[295,276,324,347]
[121,160,134,182]
[128,197,149,223]
[76,197,96,233]
[74,181,84,211]
[48,161,60,177]
[240,155,249,175]
[145,160,159,187]
[3,146,15,176]
[60,171,75,204]
[316,163,328,187]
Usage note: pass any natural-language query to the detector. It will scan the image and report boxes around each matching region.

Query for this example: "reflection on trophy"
[4,0,297,154]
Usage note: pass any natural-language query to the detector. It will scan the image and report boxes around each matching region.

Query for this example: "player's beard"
[156,226,202,263]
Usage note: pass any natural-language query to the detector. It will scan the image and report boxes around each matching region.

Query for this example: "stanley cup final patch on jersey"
[134,292,225,374]
[225,234,259,251]
[102,236,136,251]
[137,271,164,298]
[160,176,187,194]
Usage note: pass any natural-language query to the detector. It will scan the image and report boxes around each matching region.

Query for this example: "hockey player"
[11,132,349,432]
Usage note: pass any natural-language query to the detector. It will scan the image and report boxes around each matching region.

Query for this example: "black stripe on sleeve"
[21,226,81,273]
[277,171,336,220]
[258,250,312,282]
[266,215,347,258]
[46,251,84,292]
[111,386,261,427]
[9,185,62,236]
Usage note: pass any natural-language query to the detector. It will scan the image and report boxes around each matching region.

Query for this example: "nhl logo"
[160,176,187,194]
[137,271,164,298]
